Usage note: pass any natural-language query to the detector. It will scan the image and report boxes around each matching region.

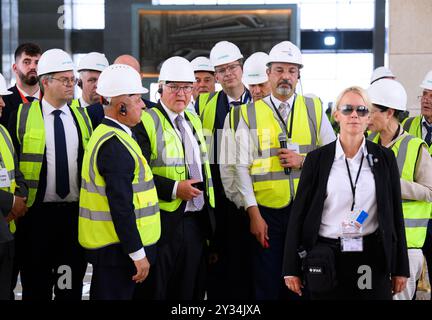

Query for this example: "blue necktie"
[423,122,432,146]
[52,110,70,199]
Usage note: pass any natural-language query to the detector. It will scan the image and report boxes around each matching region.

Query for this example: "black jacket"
[132,103,215,244]
[282,139,410,278]
[1,85,29,127]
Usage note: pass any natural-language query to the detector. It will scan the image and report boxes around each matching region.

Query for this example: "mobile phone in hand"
[191,181,204,191]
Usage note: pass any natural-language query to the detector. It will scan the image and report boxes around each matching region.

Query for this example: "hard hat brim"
[0,90,13,96]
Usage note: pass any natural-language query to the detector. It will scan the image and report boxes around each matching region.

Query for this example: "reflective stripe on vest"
[16,100,93,207]
[240,96,322,208]
[369,131,431,248]
[79,125,161,249]
[141,108,215,212]
[0,125,17,233]
[402,116,432,155]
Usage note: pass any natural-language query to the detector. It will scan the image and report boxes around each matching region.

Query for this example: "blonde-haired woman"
[282,86,409,300]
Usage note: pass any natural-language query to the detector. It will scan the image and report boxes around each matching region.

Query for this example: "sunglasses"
[339,104,369,117]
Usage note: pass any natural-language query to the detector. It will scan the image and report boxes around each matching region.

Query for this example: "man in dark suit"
[85,54,157,129]
[0,73,28,300]
[1,43,42,127]
[8,49,92,300]
[133,56,215,300]
[79,64,160,300]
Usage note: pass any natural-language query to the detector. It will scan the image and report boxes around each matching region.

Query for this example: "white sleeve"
[235,116,257,209]
[319,112,337,146]
[129,247,146,261]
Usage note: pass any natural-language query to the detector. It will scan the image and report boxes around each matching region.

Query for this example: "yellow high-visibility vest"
[140,108,215,212]
[79,123,161,249]
[240,96,323,208]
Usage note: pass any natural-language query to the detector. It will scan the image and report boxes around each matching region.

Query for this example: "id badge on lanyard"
[0,167,11,188]
[340,154,369,252]
[340,210,369,252]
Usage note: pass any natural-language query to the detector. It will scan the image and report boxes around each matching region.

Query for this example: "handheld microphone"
[279,133,291,175]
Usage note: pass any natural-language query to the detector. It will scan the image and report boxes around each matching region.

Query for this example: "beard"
[275,80,293,97]
[17,69,38,86]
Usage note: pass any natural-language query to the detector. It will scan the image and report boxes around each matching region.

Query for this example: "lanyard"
[270,96,295,139]
[344,153,364,212]
[17,87,41,103]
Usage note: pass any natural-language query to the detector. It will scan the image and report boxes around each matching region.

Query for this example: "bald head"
[114,55,140,73]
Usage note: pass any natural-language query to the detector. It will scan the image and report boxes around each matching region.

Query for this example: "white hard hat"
[159,56,195,82]
[96,64,148,97]
[191,56,214,73]
[370,66,395,84]
[420,70,432,90]
[37,49,75,76]
[267,41,303,68]
[242,52,269,85]
[209,41,243,67]
[368,78,407,111]
[0,74,12,96]
[78,52,109,72]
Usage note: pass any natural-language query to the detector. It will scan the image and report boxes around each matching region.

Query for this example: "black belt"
[317,229,381,248]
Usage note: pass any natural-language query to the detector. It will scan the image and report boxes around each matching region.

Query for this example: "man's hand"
[176,179,202,201]
[278,149,304,169]
[392,276,407,295]
[285,276,303,296]
[247,206,269,248]
[7,196,28,222]
[132,257,150,283]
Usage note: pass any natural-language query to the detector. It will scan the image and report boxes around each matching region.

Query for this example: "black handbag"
[302,244,338,293]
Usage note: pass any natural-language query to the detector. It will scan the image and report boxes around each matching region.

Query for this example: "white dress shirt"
[421,116,432,140]
[16,84,40,101]
[104,116,146,261]
[319,136,379,239]
[42,99,79,203]
[222,93,336,209]
[160,102,204,212]
[79,97,90,108]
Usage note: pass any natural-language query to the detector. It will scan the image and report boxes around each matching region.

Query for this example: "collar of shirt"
[104,116,132,136]
[265,93,296,111]
[334,135,367,161]
[160,100,185,125]
[79,97,90,108]
[16,84,40,100]
[422,116,432,127]
[41,98,71,118]
[227,90,246,105]
[382,125,406,148]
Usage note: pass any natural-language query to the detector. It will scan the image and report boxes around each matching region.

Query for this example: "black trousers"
[253,205,297,300]
[20,202,86,300]
[90,263,136,300]
[0,240,14,300]
[310,231,392,300]
[138,211,207,300]
[422,219,432,300]
[207,196,254,300]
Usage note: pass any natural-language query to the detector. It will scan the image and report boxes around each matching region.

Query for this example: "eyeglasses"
[214,63,241,75]
[339,104,369,117]
[51,77,78,86]
[164,84,193,94]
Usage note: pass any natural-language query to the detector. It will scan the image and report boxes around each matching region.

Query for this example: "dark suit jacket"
[8,101,85,204]
[282,139,410,278]
[0,125,28,243]
[86,98,158,129]
[86,118,156,266]
[132,103,215,245]
[1,85,27,127]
